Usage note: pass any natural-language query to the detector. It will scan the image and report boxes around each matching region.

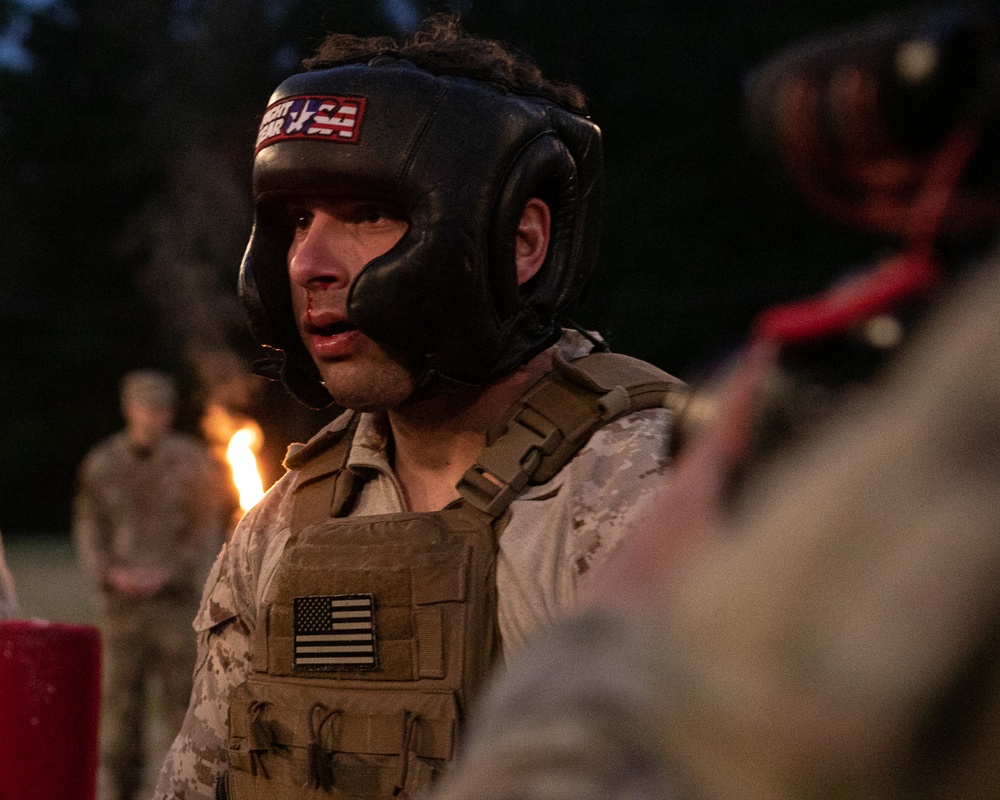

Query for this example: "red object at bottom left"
[0,619,102,800]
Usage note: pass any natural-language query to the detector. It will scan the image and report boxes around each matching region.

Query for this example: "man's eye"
[353,205,387,224]
[287,206,312,229]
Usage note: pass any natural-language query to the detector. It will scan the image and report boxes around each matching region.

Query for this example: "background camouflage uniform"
[74,429,225,800]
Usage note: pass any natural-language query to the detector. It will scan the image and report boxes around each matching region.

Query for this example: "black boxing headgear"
[240,57,603,408]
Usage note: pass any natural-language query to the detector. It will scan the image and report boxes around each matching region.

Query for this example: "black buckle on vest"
[458,413,562,516]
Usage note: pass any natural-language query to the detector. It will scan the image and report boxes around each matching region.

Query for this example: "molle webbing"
[231,504,503,799]
[458,352,687,516]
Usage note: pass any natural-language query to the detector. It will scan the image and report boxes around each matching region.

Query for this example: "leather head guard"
[239,56,603,408]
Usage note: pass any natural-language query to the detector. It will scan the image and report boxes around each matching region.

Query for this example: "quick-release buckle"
[458,411,563,516]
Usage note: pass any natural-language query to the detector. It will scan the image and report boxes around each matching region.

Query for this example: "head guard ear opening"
[492,132,594,327]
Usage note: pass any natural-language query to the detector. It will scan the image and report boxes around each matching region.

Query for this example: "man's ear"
[515,197,551,286]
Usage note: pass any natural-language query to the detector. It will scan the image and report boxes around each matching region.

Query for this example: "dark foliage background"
[1,0,917,533]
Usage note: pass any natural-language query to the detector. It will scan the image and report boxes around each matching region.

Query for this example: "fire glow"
[203,403,267,515]
[227,426,265,512]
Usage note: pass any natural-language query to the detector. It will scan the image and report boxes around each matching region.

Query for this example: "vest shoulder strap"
[457,352,687,517]
[286,353,686,530]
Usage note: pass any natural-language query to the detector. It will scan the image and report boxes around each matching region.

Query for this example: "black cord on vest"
[563,317,610,353]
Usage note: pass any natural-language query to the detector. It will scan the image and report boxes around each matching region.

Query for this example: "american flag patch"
[255,94,366,153]
[293,594,377,671]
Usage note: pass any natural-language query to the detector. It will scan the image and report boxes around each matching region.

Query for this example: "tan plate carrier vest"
[226,352,685,799]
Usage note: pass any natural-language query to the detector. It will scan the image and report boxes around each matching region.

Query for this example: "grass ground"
[4,531,175,799]
[5,532,96,624]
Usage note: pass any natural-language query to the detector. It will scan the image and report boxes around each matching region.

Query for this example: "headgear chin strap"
[240,57,603,408]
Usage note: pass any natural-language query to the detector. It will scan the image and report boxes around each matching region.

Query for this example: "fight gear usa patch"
[293,594,378,671]
[255,94,366,153]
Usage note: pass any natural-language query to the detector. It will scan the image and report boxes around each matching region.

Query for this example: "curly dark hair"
[302,13,588,114]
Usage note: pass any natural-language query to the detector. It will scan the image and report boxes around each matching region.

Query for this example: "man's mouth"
[306,318,357,337]
[302,312,362,359]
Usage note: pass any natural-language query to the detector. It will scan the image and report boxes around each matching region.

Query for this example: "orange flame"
[227,426,265,512]
[203,403,267,515]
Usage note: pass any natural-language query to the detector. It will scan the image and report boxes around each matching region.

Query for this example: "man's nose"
[287,215,352,290]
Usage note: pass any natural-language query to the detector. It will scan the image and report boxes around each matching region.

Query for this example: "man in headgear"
[153,15,683,800]
[74,368,227,800]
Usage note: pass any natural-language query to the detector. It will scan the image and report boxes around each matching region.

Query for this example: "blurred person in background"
[73,368,226,800]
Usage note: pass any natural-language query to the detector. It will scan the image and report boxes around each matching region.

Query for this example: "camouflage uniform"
[151,331,676,800]
[74,429,224,800]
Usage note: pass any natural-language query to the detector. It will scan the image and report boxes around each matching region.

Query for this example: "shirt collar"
[347,412,393,475]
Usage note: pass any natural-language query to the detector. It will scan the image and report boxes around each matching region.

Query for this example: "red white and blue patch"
[293,594,378,672]
[255,94,366,153]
